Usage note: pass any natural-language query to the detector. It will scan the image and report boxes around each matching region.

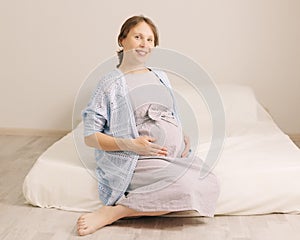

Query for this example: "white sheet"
[23,84,300,215]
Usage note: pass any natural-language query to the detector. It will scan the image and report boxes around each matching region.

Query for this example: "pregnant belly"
[137,120,184,158]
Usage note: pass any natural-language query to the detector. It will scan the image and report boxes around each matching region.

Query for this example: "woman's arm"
[181,133,191,157]
[85,132,168,156]
[84,132,121,151]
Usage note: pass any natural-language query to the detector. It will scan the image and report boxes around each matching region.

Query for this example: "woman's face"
[120,21,155,60]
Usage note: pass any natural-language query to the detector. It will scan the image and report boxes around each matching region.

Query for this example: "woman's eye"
[148,39,153,42]
[135,36,140,39]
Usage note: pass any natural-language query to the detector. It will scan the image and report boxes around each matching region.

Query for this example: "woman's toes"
[77,224,88,235]
[77,219,85,225]
[78,228,86,236]
[77,223,85,230]
[76,207,118,236]
[77,216,85,222]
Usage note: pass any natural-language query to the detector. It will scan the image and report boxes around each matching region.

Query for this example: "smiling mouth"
[135,49,149,56]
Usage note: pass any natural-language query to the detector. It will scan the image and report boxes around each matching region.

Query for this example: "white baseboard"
[0,128,70,137]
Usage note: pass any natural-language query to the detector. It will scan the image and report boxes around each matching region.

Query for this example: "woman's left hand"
[181,134,191,157]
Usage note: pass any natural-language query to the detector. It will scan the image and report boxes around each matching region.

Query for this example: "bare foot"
[77,206,118,236]
[76,205,169,236]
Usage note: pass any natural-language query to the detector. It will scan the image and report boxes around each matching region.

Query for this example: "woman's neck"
[118,63,149,75]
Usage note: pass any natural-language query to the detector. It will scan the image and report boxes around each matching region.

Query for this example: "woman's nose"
[139,39,146,47]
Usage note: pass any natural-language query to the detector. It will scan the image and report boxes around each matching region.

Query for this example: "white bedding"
[23,84,300,215]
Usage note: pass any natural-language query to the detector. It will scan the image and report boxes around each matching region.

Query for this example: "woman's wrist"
[115,138,135,152]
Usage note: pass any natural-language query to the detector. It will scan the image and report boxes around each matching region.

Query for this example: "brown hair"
[116,15,159,67]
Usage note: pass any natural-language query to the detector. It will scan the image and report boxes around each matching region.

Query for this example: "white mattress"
[23,84,300,215]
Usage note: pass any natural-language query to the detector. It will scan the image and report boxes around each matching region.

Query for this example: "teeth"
[136,50,147,56]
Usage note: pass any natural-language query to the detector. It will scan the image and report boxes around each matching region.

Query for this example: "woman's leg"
[77,205,169,236]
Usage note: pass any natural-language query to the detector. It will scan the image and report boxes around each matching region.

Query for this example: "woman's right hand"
[126,136,168,156]
[87,132,168,155]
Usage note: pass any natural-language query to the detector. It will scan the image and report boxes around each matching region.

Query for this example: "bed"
[23,82,300,216]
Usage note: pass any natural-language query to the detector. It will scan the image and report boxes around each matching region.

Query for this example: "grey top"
[125,70,173,111]
[125,69,184,161]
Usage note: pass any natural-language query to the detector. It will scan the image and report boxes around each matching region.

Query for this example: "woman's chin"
[134,53,150,63]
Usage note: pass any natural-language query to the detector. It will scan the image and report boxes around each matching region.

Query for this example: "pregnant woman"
[77,15,220,236]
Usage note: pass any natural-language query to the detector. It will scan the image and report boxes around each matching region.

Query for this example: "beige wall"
[1,0,299,134]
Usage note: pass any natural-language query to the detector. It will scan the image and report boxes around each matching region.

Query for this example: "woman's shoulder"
[93,69,124,92]
[89,69,124,100]
[99,69,123,86]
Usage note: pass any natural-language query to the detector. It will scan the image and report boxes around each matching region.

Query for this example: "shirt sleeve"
[82,82,110,137]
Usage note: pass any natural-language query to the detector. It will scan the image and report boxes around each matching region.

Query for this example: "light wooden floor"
[1,135,300,240]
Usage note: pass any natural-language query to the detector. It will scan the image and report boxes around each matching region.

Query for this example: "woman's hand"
[181,134,191,157]
[125,136,168,156]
